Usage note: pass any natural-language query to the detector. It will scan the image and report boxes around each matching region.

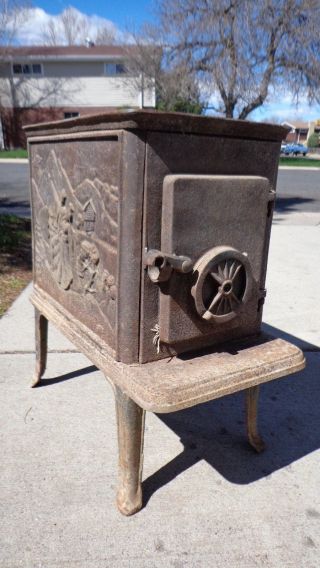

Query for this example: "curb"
[0,158,29,164]
[279,166,320,171]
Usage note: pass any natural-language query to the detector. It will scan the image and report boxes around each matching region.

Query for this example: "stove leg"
[31,308,48,388]
[114,386,145,516]
[246,385,265,453]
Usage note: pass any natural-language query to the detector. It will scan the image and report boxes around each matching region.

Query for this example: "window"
[32,64,42,74]
[12,63,43,75]
[13,64,23,74]
[64,112,79,119]
[105,62,127,76]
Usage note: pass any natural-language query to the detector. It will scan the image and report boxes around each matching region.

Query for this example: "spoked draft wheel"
[191,246,253,323]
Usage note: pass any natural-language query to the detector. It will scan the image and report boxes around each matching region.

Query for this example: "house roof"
[0,45,133,61]
[281,120,309,130]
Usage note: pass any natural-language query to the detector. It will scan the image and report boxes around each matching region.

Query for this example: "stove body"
[26,111,286,364]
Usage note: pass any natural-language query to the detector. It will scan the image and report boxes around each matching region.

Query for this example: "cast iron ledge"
[24,109,288,143]
[31,285,305,414]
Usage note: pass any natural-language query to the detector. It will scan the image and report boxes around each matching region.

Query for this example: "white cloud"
[251,95,320,122]
[15,7,121,45]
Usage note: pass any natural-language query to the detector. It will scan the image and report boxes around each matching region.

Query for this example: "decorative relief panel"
[31,145,119,333]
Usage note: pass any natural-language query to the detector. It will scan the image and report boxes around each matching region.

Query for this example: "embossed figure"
[103,270,117,300]
[77,240,100,294]
[48,193,74,290]
[99,269,117,328]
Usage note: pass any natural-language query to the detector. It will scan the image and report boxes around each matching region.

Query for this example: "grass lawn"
[279,157,320,167]
[0,215,32,317]
[0,149,28,159]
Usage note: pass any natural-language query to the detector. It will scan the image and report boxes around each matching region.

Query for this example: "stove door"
[159,175,273,346]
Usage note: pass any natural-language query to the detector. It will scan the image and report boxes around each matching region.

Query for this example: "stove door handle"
[145,249,193,283]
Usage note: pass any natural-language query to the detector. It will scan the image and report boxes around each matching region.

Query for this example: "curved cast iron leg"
[31,308,48,388]
[246,385,266,453]
[114,386,145,516]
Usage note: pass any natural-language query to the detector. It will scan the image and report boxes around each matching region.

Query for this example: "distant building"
[0,45,155,148]
[281,120,320,144]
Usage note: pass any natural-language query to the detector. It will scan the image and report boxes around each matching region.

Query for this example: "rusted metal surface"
[31,308,48,388]
[26,110,305,515]
[114,386,145,516]
[26,112,282,364]
[246,385,266,453]
[139,135,279,363]
[28,129,146,364]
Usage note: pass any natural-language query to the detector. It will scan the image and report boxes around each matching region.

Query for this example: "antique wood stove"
[25,111,305,515]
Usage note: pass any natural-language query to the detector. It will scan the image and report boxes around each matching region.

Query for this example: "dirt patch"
[0,215,32,317]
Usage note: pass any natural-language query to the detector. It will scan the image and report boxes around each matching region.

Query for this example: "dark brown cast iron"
[25,110,304,515]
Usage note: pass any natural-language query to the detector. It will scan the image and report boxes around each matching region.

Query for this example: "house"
[281,120,320,144]
[0,45,155,148]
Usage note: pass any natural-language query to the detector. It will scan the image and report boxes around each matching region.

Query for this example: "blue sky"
[32,0,154,29]
[252,99,320,123]
[15,1,320,123]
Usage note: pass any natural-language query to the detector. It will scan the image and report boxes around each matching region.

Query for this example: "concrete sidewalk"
[1,220,319,567]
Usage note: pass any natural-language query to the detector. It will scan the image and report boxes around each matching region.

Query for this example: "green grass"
[279,157,320,167]
[0,214,32,317]
[0,214,31,249]
[0,149,28,159]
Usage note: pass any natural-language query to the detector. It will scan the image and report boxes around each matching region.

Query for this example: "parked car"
[281,143,308,156]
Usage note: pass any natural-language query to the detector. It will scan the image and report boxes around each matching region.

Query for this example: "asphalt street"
[276,168,320,215]
[0,162,31,217]
[0,162,319,218]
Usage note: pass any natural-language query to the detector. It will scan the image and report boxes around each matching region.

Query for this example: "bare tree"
[41,6,116,46]
[95,24,116,46]
[125,28,205,112]
[0,0,29,46]
[0,0,30,110]
[133,0,320,118]
[42,7,89,46]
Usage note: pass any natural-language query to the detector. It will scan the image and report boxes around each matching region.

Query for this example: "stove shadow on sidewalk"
[142,326,319,506]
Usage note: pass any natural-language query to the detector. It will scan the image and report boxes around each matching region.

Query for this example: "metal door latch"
[144,249,193,283]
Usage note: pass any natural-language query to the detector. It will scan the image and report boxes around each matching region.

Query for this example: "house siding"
[0,76,155,108]
[0,50,156,147]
